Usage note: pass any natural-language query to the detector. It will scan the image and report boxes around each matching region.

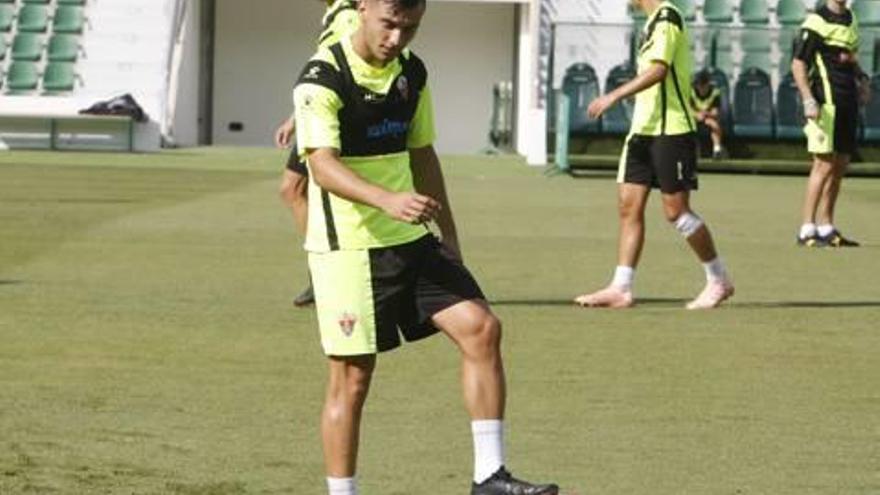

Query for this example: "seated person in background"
[691,70,724,159]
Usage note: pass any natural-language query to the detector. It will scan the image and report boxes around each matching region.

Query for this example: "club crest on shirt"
[305,65,321,80]
[338,312,358,337]
[397,75,409,101]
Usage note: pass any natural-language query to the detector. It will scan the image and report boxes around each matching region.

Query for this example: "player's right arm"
[294,81,440,225]
[792,27,822,120]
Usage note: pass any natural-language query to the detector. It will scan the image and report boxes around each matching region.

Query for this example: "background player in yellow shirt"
[274,0,361,307]
[574,0,734,310]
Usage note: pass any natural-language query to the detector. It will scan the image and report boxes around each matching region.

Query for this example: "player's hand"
[382,192,441,225]
[274,119,295,148]
[803,99,820,120]
[587,94,616,119]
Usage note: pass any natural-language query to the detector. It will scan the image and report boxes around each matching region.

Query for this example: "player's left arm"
[407,84,462,260]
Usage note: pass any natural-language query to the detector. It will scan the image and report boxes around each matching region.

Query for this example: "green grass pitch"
[1,148,878,494]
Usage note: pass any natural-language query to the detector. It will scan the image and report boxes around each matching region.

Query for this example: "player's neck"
[825,1,845,15]
[640,0,663,16]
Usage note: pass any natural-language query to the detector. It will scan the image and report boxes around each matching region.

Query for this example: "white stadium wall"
[210,0,517,154]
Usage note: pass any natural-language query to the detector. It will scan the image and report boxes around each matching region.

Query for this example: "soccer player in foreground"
[274,0,361,307]
[792,0,868,247]
[574,0,734,310]
[293,0,559,493]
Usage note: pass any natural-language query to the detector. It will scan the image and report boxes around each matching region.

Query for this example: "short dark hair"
[695,70,712,86]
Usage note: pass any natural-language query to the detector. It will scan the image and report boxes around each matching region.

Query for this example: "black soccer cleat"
[796,234,826,247]
[471,467,559,495]
[819,230,860,247]
[293,283,315,307]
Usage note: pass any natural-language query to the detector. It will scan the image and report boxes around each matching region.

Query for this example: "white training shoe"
[574,285,634,309]
[685,280,735,310]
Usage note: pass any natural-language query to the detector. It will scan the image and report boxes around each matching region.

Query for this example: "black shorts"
[285,143,309,175]
[309,234,486,355]
[619,133,699,193]
[831,103,858,155]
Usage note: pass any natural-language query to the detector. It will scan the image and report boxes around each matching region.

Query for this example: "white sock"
[610,265,635,290]
[472,420,504,484]
[817,224,835,237]
[702,257,728,283]
[713,143,722,153]
[327,477,357,495]
[799,223,817,239]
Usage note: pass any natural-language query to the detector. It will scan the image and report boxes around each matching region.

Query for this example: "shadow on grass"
[490,298,880,309]
[733,300,880,308]
[490,297,687,307]
[0,280,23,286]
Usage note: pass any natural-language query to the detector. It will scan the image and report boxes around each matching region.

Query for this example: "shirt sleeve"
[407,84,436,149]
[293,83,344,152]
[642,18,681,66]
[793,29,822,65]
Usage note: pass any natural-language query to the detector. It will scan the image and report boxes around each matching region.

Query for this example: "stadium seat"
[22,0,51,4]
[775,71,804,139]
[0,4,15,32]
[739,0,769,25]
[740,29,772,53]
[0,0,14,3]
[17,5,49,33]
[48,34,79,62]
[740,52,771,71]
[852,1,880,28]
[863,74,880,141]
[776,0,807,26]
[11,33,43,61]
[5,61,39,92]
[859,33,876,74]
[670,0,696,22]
[603,63,637,134]
[0,35,6,60]
[42,61,76,92]
[778,28,798,63]
[58,0,87,4]
[52,6,85,34]
[733,67,774,138]
[703,0,734,24]
[562,63,601,135]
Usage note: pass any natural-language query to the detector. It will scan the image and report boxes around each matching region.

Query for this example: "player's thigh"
[651,133,699,194]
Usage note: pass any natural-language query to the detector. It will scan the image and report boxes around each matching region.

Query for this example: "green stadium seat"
[852,1,880,27]
[602,63,637,134]
[703,0,734,24]
[741,51,771,71]
[733,67,774,138]
[0,0,15,3]
[48,34,79,61]
[739,0,769,25]
[859,33,876,74]
[740,29,772,53]
[776,0,807,26]
[11,33,43,61]
[22,0,51,4]
[42,61,76,92]
[0,35,6,60]
[57,0,86,4]
[863,74,880,141]
[562,63,601,135]
[17,5,49,32]
[670,0,696,21]
[0,4,15,32]
[52,6,85,34]
[775,72,804,139]
[5,60,39,91]
[778,28,799,62]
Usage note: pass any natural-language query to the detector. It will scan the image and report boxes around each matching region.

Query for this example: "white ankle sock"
[713,143,722,153]
[611,265,635,290]
[472,420,504,483]
[817,224,835,237]
[327,477,357,495]
[799,223,817,239]
[702,257,728,283]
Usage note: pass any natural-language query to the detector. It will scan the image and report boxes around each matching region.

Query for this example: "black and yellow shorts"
[308,234,485,356]
[805,102,858,156]
[285,143,309,175]
[618,133,699,194]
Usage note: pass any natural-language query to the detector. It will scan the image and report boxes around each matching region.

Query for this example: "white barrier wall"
[211,0,516,153]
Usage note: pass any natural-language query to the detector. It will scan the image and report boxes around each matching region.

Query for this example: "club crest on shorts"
[338,312,358,337]
[397,76,409,101]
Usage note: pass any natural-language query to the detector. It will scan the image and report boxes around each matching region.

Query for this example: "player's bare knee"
[472,314,502,358]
